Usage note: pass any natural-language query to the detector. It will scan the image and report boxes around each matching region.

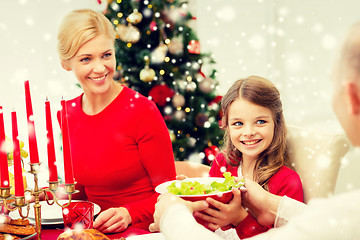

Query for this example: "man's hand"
[149,193,208,232]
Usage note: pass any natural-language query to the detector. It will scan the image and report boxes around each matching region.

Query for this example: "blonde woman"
[57,9,176,236]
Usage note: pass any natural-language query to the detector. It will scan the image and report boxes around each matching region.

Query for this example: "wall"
[194,0,360,194]
[0,0,104,187]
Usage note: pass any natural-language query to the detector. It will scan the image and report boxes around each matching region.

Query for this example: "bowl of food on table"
[155,172,245,205]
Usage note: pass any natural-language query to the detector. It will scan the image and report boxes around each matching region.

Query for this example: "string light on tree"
[104,0,224,162]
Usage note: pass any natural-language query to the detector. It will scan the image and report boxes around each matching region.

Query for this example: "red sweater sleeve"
[235,166,303,239]
[123,99,176,225]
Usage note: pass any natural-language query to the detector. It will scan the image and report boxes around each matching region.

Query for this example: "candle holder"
[0,162,79,240]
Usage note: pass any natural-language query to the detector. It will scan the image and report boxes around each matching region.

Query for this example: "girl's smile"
[241,139,262,146]
[228,97,274,162]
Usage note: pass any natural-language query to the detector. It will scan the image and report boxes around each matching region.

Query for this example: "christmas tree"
[103,0,223,164]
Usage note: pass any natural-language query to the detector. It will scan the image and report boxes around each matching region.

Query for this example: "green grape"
[20,149,28,158]
[5,135,29,160]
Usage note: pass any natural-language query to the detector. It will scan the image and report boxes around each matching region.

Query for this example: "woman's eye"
[103,53,112,58]
[80,57,90,63]
[256,120,266,124]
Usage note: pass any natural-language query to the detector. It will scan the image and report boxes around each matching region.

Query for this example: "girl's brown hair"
[220,76,288,190]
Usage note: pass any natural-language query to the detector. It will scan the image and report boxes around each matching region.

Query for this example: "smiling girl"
[195,76,303,238]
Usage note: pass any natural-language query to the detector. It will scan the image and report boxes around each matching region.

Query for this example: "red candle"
[45,99,58,182]
[60,99,74,184]
[11,111,24,197]
[0,106,10,188]
[24,80,39,164]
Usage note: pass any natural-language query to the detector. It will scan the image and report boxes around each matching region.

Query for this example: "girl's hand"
[240,178,281,226]
[93,207,131,233]
[175,174,188,180]
[194,187,248,231]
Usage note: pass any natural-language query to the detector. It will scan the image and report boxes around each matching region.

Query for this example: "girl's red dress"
[209,153,304,239]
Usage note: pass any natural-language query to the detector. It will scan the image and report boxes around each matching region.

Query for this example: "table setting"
[0,80,80,240]
[0,80,244,240]
[0,80,166,240]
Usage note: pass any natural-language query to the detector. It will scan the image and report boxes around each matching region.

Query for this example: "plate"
[10,200,101,225]
[0,231,37,240]
[155,177,238,204]
[127,233,165,240]
[21,232,37,239]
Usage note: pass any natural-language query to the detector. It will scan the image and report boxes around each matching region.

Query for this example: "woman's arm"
[123,100,176,225]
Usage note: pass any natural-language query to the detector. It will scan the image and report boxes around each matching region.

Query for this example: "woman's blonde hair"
[220,76,288,190]
[57,9,115,62]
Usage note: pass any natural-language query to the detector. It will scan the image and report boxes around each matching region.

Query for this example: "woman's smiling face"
[227,97,275,162]
[65,34,116,96]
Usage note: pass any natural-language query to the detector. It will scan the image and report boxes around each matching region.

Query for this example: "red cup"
[62,201,94,230]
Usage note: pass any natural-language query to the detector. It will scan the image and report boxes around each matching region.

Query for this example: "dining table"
[39,224,154,240]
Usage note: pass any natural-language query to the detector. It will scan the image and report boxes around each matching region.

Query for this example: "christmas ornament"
[127,9,143,24]
[198,77,215,93]
[191,61,201,71]
[209,95,222,111]
[195,113,209,127]
[163,106,173,115]
[185,81,197,92]
[116,24,141,43]
[175,79,187,90]
[151,44,168,64]
[110,2,120,11]
[204,145,220,163]
[169,131,176,142]
[149,84,175,106]
[187,137,197,147]
[162,5,186,28]
[150,21,157,31]
[168,37,184,56]
[172,93,186,108]
[174,109,186,121]
[187,40,201,54]
[210,95,223,105]
[140,65,156,82]
[195,72,205,83]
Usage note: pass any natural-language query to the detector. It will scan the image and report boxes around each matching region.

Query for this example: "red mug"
[62,201,94,230]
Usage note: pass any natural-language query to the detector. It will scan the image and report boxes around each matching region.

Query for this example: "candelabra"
[0,162,78,240]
